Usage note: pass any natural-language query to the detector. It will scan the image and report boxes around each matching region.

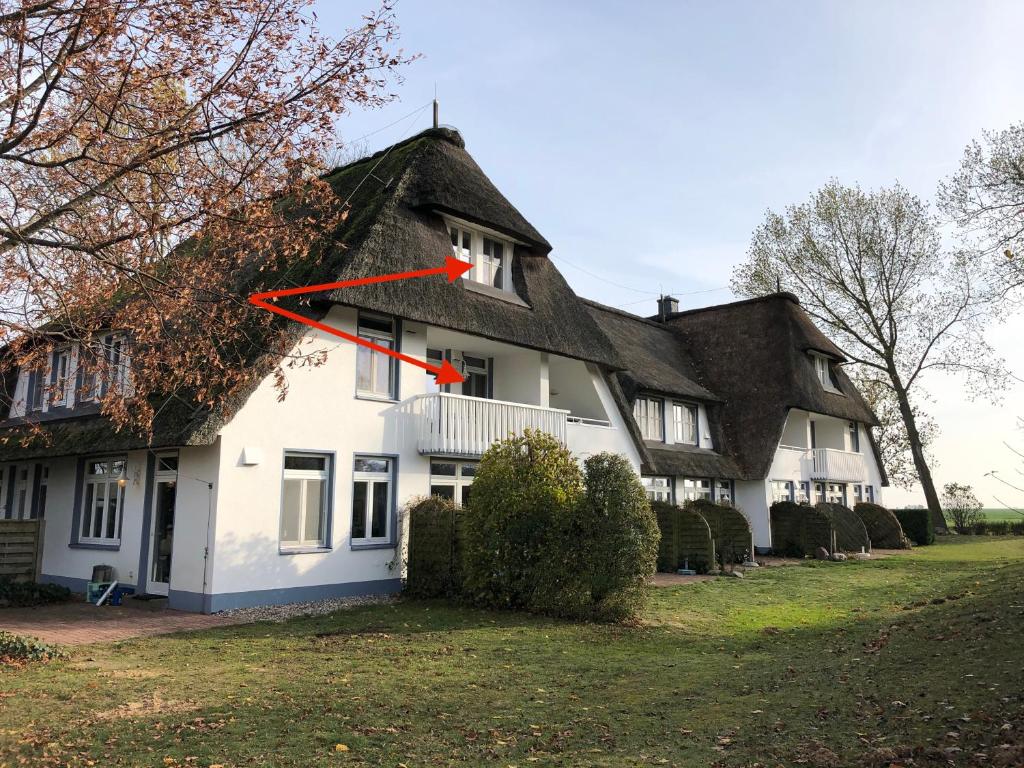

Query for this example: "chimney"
[657,295,679,321]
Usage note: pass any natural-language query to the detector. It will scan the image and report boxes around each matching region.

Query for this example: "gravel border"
[216,594,397,624]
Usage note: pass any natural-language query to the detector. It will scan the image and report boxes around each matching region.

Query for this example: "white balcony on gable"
[807,447,865,482]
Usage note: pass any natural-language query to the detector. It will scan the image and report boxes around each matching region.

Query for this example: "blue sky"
[317,0,1024,508]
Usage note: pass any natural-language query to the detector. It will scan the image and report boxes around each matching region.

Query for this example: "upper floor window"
[672,403,698,445]
[28,369,44,412]
[812,353,841,393]
[633,396,663,441]
[447,219,513,293]
[356,313,397,400]
[848,422,860,452]
[51,348,70,407]
[80,333,128,403]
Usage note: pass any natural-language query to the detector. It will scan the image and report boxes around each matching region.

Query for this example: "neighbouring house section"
[0,127,639,612]
[587,292,887,551]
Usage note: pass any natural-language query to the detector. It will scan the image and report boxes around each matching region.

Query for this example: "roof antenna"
[433,85,439,129]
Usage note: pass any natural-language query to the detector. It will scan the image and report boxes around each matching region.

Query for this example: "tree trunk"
[890,377,947,532]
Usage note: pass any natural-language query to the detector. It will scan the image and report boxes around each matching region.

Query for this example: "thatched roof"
[662,293,879,480]
[0,127,621,460]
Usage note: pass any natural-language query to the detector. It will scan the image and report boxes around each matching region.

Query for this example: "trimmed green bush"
[462,430,583,611]
[652,501,714,573]
[817,503,871,552]
[770,501,834,557]
[405,495,464,598]
[0,579,72,608]
[892,508,935,545]
[532,453,658,622]
[0,631,64,663]
[853,502,911,549]
[688,499,753,565]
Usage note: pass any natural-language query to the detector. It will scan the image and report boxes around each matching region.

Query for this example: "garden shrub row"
[770,501,834,557]
[964,519,1024,536]
[406,431,659,623]
[0,579,72,608]
[817,502,871,553]
[891,508,935,546]
[854,502,911,549]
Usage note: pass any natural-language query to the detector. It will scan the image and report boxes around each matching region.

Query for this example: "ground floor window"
[681,477,712,502]
[352,456,393,544]
[813,482,825,504]
[641,476,673,503]
[80,457,126,545]
[852,484,863,504]
[866,485,875,503]
[797,481,810,503]
[14,466,29,519]
[281,452,332,550]
[430,460,478,507]
[826,483,846,505]
[715,479,733,504]
[771,480,794,503]
[36,465,48,519]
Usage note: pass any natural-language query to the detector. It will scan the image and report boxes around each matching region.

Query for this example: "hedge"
[405,496,465,598]
[770,501,834,557]
[687,499,754,565]
[0,579,72,608]
[652,501,715,573]
[816,503,871,553]
[853,502,911,549]
[969,519,1024,536]
[891,508,935,546]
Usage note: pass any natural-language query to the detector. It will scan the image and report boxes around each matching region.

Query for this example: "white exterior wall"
[565,366,642,468]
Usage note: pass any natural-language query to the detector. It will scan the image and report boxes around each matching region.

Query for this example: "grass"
[979,507,1024,522]
[1,538,1023,767]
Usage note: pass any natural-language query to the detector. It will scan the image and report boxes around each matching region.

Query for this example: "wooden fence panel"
[0,520,43,581]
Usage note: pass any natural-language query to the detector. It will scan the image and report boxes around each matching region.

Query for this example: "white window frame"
[771,480,794,503]
[634,396,664,441]
[715,479,733,505]
[52,348,71,407]
[812,353,841,394]
[430,459,478,507]
[826,482,845,505]
[672,402,698,445]
[37,464,48,519]
[641,476,673,503]
[280,451,332,551]
[79,456,127,545]
[848,422,861,453]
[355,313,397,400]
[14,465,29,519]
[681,477,712,502]
[866,485,875,503]
[445,216,516,294]
[351,456,393,545]
[79,333,129,403]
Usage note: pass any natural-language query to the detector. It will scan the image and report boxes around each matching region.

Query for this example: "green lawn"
[2,538,1023,767]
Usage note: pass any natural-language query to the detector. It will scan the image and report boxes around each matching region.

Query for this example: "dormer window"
[812,353,841,393]
[447,218,514,293]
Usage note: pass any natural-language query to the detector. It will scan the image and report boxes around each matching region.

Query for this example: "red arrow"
[249,256,470,385]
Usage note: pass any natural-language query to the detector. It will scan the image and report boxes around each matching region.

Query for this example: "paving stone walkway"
[0,601,244,646]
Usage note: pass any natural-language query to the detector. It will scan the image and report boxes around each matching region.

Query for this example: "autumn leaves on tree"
[0,0,410,435]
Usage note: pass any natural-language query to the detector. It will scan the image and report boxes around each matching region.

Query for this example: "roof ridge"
[322,126,464,180]
[580,297,674,330]
[659,291,800,320]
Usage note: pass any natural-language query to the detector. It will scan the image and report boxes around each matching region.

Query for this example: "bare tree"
[0,0,410,434]
[849,370,938,490]
[939,122,1024,295]
[733,181,1006,532]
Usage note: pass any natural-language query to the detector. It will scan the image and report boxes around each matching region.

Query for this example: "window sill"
[71,541,121,551]
[355,393,399,404]
[350,539,394,551]
[462,280,530,307]
[279,546,332,556]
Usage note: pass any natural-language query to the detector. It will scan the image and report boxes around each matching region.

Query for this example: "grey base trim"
[170,577,402,614]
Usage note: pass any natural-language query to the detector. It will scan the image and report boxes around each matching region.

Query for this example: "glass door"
[147,453,178,596]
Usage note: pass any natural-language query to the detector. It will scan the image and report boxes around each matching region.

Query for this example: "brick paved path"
[0,601,244,646]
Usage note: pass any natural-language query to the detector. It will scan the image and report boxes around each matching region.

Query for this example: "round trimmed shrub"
[687,499,754,565]
[817,503,871,553]
[461,429,583,610]
[853,502,910,549]
[771,501,833,557]
[405,495,464,598]
[652,501,714,573]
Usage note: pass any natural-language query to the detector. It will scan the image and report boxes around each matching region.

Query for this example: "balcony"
[414,392,569,458]
[808,448,865,482]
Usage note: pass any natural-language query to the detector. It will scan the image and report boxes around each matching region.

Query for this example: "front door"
[147,454,179,596]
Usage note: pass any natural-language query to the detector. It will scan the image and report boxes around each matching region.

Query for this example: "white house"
[0,126,887,610]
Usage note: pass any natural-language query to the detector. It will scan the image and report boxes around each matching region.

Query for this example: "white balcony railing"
[808,448,865,482]
[414,392,569,457]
